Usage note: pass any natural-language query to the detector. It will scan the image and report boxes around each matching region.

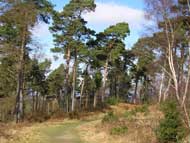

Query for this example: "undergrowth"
[155,100,186,143]
[102,111,118,123]
[110,126,128,135]
[106,96,121,105]
[124,104,149,120]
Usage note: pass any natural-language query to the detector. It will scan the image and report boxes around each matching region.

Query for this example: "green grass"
[106,96,120,105]
[123,110,136,120]
[134,104,149,113]
[110,126,128,135]
[102,111,118,123]
[123,104,149,120]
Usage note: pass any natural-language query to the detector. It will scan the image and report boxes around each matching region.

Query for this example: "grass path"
[35,114,104,143]
[3,104,161,143]
[40,121,84,143]
[38,120,88,143]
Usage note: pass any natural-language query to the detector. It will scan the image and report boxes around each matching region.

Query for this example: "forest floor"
[0,103,164,143]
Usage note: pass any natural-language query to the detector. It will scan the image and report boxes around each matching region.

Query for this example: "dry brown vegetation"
[78,103,163,143]
[0,103,170,143]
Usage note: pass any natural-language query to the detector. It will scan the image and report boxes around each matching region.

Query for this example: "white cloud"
[31,2,148,39]
[30,1,151,70]
[83,2,147,31]
[31,22,50,37]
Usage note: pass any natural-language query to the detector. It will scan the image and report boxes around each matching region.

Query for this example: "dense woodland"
[0,0,190,138]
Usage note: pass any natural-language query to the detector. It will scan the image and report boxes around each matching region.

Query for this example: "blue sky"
[31,0,148,69]
[53,0,145,10]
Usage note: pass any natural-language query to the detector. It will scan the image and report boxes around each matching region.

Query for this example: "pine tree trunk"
[71,66,76,112]
[32,93,35,113]
[64,48,71,112]
[35,93,39,112]
[80,80,84,110]
[133,79,138,104]
[93,91,97,108]
[71,48,77,112]
[85,92,89,109]
[115,76,118,99]
[15,24,27,123]
[102,59,108,103]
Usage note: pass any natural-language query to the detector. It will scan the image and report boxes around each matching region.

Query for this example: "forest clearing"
[1,103,165,143]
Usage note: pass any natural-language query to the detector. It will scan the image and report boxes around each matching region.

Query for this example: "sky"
[31,0,149,70]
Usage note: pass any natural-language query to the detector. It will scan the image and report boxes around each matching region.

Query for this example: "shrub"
[68,111,80,119]
[106,96,120,105]
[110,126,128,135]
[102,111,118,123]
[155,100,186,143]
[27,112,50,122]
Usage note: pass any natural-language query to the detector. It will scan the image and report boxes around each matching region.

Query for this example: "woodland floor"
[0,103,165,143]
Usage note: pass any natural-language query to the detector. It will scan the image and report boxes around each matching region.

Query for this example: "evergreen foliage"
[156,100,186,143]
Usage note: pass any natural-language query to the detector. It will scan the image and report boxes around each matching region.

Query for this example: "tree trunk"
[102,59,108,103]
[164,20,180,101]
[164,19,190,128]
[182,41,190,107]
[183,103,190,128]
[85,91,89,109]
[163,78,171,101]
[133,79,138,104]
[64,48,71,112]
[71,48,77,112]
[42,96,46,113]
[80,65,89,110]
[93,91,97,108]
[35,93,39,112]
[15,23,27,123]
[159,71,165,103]
[80,80,84,110]
[32,92,35,113]
[115,75,118,99]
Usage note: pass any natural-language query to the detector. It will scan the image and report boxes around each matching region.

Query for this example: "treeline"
[0,0,190,129]
[0,0,134,123]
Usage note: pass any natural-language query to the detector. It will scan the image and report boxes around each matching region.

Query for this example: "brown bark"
[15,22,27,123]
[133,79,138,104]
[65,48,71,112]
[71,48,77,112]
[93,90,97,108]
[80,80,84,110]
[85,92,89,109]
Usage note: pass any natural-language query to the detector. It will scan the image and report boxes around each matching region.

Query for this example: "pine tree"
[0,0,53,122]
[50,0,96,112]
